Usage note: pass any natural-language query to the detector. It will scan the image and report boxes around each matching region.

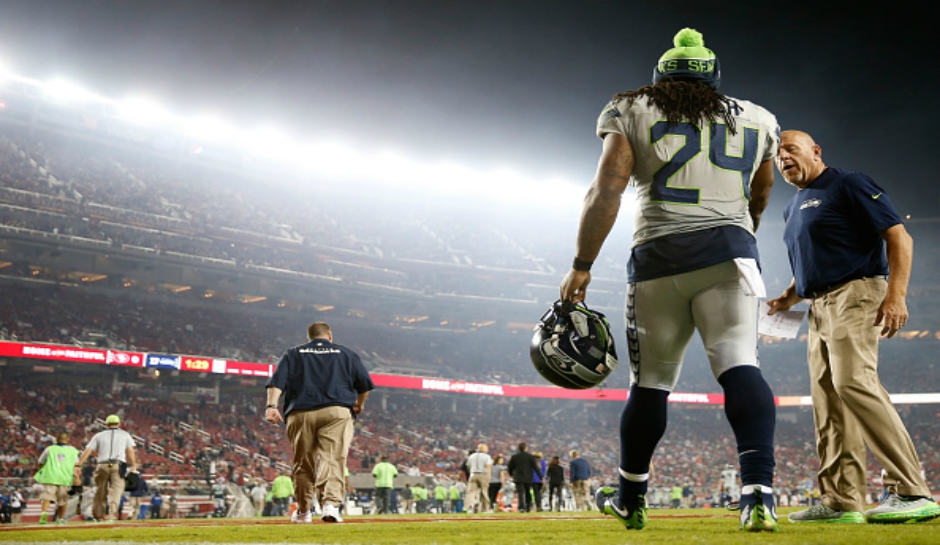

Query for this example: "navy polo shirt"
[783,167,902,298]
[266,339,374,417]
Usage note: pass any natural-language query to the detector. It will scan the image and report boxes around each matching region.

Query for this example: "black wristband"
[572,257,593,272]
[266,404,277,409]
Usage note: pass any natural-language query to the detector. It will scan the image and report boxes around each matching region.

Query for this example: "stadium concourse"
[1,71,940,525]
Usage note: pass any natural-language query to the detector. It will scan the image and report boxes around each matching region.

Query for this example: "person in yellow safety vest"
[671,485,683,509]
[434,483,448,514]
[412,484,429,513]
[449,482,462,513]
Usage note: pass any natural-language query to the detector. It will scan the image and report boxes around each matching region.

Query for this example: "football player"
[563,28,779,532]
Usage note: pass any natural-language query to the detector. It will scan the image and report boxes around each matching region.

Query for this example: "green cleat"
[608,494,647,530]
[788,504,864,523]
[739,488,778,532]
[39,512,48,525]
[595,486,617,516]
[865,493,940,524]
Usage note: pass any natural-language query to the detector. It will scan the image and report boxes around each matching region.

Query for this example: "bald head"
[781,129,815,143]
[776,130,826,189]
[477,443,488,453]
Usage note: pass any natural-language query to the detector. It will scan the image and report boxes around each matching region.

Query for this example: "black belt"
[98,459,121,464]
[807,275,888,299]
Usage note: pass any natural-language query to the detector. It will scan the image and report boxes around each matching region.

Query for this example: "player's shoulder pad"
[724,95,778,125]
[598,100,622,121]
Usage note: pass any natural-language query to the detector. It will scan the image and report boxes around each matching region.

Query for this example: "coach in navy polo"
[768,130,939,524]
[265,322,374,524]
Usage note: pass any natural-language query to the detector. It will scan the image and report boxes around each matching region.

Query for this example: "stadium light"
[183,115,236,142]
[373,149,425,187]
[2,66,601,211]
[119,97,172,126]
[0,60,10,86]
[43,78,107,105]
[303,140,359,178]
[245,126,296,159]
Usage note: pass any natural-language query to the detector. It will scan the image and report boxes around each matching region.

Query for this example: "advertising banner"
[370,374,726,404]
[144,353,181,370]
[106,349,144,367]
[224,360,273,377]
[4,341,934,406]
[0,341,108,364]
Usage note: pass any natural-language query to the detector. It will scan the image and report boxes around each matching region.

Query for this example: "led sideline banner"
[0,340,717,403]
[0,340,268,377]
[371,374,724,404]
[4,341,940,405]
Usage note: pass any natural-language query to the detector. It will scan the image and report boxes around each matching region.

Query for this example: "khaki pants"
[130,496,142,519]
[253,497,265,516]
[286,405,354,514]
[93,463,124,521]
[808,278,930,512]
[465,473,490,512]
[571,480,590,510]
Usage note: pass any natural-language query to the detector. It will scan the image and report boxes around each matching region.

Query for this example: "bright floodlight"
[184,116,235,142]
[119,97,172,126]
[44,78,106,104]
[247,126,300,159]
[302,140,358,177]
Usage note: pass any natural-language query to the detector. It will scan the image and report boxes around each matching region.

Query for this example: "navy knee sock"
[718,366,776,488]
[619,385,669,508]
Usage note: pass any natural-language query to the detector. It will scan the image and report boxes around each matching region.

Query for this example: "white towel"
[734,258,766,298]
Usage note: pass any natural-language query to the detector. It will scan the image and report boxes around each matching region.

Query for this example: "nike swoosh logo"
[872,193,882,199]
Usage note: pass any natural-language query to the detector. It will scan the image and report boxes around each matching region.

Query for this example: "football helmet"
[530,300,619,389]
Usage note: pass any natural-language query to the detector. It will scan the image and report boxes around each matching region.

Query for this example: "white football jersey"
[721,467,739,487]
[597,94,779,246]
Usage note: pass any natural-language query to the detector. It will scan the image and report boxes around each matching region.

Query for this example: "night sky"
[0,1,936,218]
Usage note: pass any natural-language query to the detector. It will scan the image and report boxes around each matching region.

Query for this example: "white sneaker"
[290,510,312,524]
[322,502,343,523]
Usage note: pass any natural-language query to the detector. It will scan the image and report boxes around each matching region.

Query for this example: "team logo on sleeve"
[600,104,621,124]
[799,198,821,210]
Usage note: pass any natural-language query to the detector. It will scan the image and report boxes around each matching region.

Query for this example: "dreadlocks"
[613,80,737,134]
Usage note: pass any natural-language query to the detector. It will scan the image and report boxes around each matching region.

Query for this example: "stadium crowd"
[3,374,939,514]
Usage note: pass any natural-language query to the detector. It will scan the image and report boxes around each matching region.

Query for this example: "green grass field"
[1,509,938,545]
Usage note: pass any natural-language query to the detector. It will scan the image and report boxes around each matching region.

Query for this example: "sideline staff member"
[768,130,940,524]
[35,432,81,524]
[78,414,138,522]
[265,322,373,524]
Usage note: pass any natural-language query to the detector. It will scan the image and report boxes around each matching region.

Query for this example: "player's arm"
[748,159,775,231]
[560,133,634,303]
[876,223,913,338]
